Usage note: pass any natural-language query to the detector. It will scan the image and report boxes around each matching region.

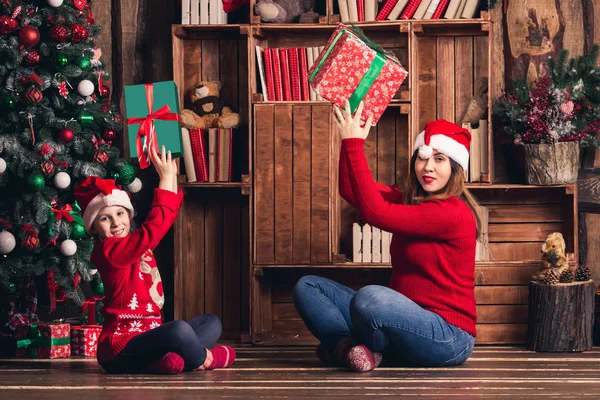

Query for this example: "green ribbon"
[309,24,400,113]
[16,324,70,357]
[48,201,84,237]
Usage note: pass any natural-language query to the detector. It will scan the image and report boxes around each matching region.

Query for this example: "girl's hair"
[403,152,482,239]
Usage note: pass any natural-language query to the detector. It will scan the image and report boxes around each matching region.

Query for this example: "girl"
[293,101,481,372]
[74,146,235,374]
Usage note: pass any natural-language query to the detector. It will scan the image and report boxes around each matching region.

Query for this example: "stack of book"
[181,128,234,183]
[182,0,228,25]
[337,0,480,22]
[255,46,325,102]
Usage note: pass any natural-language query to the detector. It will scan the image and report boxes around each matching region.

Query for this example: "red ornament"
[103,129,117,141]
[72,272,82,289]
[22,235,40,251]
[114,114,123,124]
[18,26,40,48]
[58,82,69,98]
[41,161,55,177]
[25,87,43,104]
[24,50,40,65]
[69,24,88,43]
[58,128,75,143]
[93,149,109,165]
[50,25,69,42]
[73,0,87,10]
[98,86,110,98]
[0,16,18,35]
[19,77,29,86]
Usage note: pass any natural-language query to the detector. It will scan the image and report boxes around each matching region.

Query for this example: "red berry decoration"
[69,24,88,43]
[24,50,40,65]
[49,25,69,42]
[103,128,117,141]
[18,26,40,47]
[25,87,43,104]
[73,0,87,10]
[57,128,74,143]
[0,16,18,35]
[93,149,109,165]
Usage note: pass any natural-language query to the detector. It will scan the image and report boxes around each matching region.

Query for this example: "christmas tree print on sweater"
[128,293,139,310]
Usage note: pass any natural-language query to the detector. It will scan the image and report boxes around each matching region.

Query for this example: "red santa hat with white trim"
[412,119,471,171]
[74,176,134,233]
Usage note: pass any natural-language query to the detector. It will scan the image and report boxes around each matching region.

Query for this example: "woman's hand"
[333,100,374,140]
[149,145,178,193]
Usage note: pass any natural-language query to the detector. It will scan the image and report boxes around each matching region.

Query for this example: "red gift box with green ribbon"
[70,325,102,357]
[309,23,408,125]
[125,81,183,169]
[15,322,71,358]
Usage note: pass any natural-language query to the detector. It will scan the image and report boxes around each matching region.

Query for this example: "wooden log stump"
[527,280,595,352]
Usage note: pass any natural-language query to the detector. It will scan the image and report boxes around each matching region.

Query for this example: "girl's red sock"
[143,352,185,374]
[198,346,236,370]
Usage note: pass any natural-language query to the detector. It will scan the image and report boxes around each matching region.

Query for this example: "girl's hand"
[333,100,374,140]
[149,146,178,193]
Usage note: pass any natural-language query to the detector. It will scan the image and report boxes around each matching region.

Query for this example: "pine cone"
[541,269,560,285]
[559,269,575,283]
[575,265,592,281]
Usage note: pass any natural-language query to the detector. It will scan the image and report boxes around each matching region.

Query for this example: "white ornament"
[0,231,16,254]
[77,80,95,97]
[0,157,6,174]
[89,268,98,276]
[60,239,77,256]
[54,171,71,189]
[47,0,64,6]
[127,177,142,193]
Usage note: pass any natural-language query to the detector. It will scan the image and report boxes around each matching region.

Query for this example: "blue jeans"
[293,275,475,367]
[101,314,222,373]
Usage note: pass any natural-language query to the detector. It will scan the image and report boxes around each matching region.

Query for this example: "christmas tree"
[0,0,141,308]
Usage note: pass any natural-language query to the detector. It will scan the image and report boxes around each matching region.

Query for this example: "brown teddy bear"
[179,80,241,130]
[532,232,569,282]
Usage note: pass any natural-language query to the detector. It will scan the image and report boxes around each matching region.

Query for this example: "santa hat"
[412,119,471,171]
[74,176,134,233]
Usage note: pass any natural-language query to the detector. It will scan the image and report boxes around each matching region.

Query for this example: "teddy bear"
[532,232,569,282]
[179,80,241,131]
[254,0,316,23]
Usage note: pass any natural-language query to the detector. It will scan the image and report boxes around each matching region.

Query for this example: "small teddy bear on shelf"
[179,80,240,131]
[532,232,569,283]
[254,0,316,23]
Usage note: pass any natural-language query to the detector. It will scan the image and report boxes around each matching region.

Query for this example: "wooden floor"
[2,346,600,399]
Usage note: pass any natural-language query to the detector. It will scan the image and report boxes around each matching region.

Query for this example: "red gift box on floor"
[15,323,71,358]
[309,23,408,125]
[70,325,102,357]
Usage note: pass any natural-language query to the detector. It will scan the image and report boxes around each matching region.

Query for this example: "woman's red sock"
[143,352,185,374]
[197,346,236,370]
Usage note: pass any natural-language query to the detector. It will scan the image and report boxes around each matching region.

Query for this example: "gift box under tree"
[125,81,183,169]
[70,325,102,357]
[309,23,408,125]
[15,322,70,358]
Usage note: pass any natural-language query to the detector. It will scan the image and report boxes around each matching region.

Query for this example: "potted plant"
[493,45,600,185]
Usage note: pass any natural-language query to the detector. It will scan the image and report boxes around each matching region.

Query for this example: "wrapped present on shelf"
[125,81,183,169]
[15,322,70,358]
[309,23,408,125]
[70,325,102,357]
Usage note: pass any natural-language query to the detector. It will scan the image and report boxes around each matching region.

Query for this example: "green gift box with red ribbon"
[124,81,183,169]
[309,23,408,125]
[15,322,71,358]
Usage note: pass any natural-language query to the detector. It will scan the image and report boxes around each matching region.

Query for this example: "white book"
[318,47,324,100]
[469,126,480,182]
[208,128,218,182]
[423,0,441,19]
[353,223,362,262]
[443,0,463,18]
[255,46,268,101]
[381,231,391,262]
[218,129,231,181]
[218,0,227,24]
[461,0,479,18]
[362,224,372,262]
[312,47,323,100]
[338,0,350,22]
[209,0,219,24]
[347,0,359,21]
[365,0,377,21]
[388,0,410,20]
[182,0,191,24]
[191,0,200,24]
[180,127,197,182]
[371,227,381,263]
[306,47,317,101]
[200,0,209,24]
[481,206,489,261]
[479,119,488,174]
[462,122,471,181]
[456,0,468,19]
[413,0,432,19]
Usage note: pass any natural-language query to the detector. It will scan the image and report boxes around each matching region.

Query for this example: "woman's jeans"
[293,275,475,367]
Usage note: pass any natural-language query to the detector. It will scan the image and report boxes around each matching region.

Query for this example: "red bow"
[0,218,12,230]
[21,224,38,237]
[127,84,179,169]
[50,204,75,223]
[39,143,55,156]
[51,157,68,168]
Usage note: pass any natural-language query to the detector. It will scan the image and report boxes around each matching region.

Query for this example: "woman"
[293,101,481,372]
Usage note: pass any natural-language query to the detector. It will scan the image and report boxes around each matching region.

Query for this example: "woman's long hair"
[403,152,482,239]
